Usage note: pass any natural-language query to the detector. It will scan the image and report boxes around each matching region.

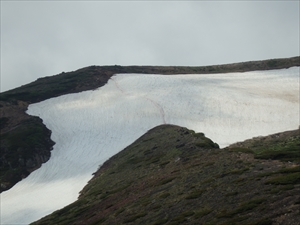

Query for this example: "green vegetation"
[228,129,300,163]
[124,212,147,223]
[217,198,266,218]
[31,125,300,225]
[185,189,206,199]
[265,171,300,185]
[194,207,213,218]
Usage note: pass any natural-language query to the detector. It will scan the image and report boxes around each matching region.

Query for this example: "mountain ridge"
[31,125,300,225]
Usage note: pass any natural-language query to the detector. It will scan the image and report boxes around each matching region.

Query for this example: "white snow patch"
[1,67,299,224]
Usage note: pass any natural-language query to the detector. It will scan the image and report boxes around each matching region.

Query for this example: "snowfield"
[1,67,299,224]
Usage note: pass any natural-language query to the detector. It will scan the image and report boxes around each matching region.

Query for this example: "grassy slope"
[228,129,300,163]
[32,125,300,225]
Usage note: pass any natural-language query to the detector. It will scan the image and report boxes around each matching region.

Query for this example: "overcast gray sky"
[1,1,299,92]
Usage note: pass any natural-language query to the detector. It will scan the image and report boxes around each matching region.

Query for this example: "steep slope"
[0,56,299,192]
[31,125,300,225]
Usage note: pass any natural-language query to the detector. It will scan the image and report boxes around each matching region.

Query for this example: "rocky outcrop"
[0,116,54,192]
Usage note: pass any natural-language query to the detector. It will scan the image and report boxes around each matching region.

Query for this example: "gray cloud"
[1,1,299,92]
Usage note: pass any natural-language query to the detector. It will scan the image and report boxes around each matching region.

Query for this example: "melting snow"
[1,67,299,224]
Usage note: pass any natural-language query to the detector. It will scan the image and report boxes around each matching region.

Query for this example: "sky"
[1,0,299,92]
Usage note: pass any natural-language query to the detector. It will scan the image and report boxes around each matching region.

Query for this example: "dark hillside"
[31,125,300,225]
[0,56,299,192]
[228,128,300,163]
[1,56,299,104]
